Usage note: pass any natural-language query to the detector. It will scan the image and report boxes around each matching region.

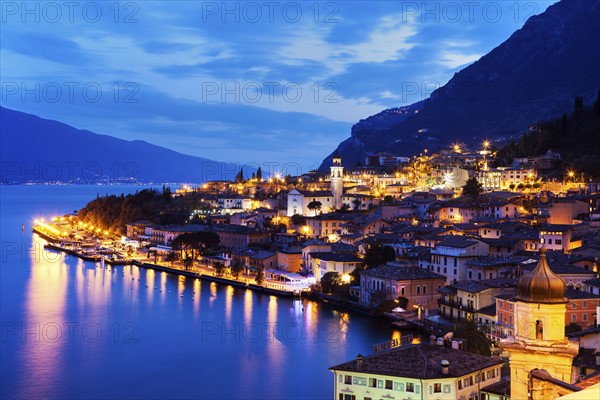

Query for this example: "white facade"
[330,155,344,210]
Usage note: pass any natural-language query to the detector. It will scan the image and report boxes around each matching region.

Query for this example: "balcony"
[437,298,476,313]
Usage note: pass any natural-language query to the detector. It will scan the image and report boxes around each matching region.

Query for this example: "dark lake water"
[0,185,400,399]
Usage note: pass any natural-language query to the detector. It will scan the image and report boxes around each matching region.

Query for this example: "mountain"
[0,107,245,183]
[321,0,600,169]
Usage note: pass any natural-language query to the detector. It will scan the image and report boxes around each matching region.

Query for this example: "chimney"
[430,335,436,346]
[356,354,363,369]
[441,360,450,375]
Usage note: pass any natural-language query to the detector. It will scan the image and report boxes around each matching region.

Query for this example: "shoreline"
[34,227,431,333]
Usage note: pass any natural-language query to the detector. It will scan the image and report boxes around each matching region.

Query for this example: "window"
[454,258,457,267]
[344,375,352,384]
[434,383,442,393]
[454,269,457,275]
[469,271,473,279]
[423,286,427,294]
[401,287,405,295]
[572,314,577,322]
[417,286,421,294]
[548,239,553,244]
[385,380,393,390]
[556,239,562,245]
[406,382,415,392]
[572,303,577,309]
[458,380,462,389]
[369,378,377,388]
[583,314,588,321]
[509,303,513,310]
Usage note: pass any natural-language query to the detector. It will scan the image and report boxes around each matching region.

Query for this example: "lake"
[0,185,399,399]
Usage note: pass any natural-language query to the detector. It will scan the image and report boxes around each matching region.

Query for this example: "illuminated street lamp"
[452,144,461,153]
[340,274,351,284]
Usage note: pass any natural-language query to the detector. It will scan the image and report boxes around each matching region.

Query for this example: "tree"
[235,168,244,183]
[383,195,394,204]
[352,198,361,211]
[171,231,220,261]
[451,319,491,357]
[165,251,178,267]
[565,322,582,335]
[321,271,340,293]
[307,200,322,216]
[461,177,483,199]
[231,260,244,279]
[214,262,225,277]
[363,243,396,269]
[291,214,306,226]
[182,257,194,270]
[256,167,262,181]
[255,267,265,285]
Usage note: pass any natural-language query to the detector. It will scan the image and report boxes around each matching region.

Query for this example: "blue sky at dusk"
[1,1,554,172]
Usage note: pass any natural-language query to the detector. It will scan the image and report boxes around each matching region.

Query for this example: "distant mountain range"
[0,107,245,183]
[321,0,600,169]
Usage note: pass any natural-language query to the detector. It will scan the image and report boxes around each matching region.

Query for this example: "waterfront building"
[330,344,503,400]
[359,264,446,309]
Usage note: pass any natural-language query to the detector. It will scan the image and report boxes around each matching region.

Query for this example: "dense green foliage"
[462,177,483,199]
[451,319,492,357]
[78,187,204,234]
[363,242,396,269]
[495,95,600,178]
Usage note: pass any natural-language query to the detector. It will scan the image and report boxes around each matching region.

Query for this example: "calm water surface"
[0,185,400,399]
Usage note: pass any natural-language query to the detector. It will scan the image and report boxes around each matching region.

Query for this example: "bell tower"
[330,153,343,210]
[504,247,578,400]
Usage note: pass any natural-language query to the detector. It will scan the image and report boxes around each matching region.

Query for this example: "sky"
[1,0,555,173]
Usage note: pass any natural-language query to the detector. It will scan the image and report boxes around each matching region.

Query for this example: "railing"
[437,298,476,313]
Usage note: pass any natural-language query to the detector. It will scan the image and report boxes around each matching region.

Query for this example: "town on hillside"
[35,142,600,400]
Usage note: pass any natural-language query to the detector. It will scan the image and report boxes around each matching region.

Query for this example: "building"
[437,279,516,323]
[330,344,503,400]
[429,236,489,284]
[276,249,302,273]
[308,252,363,281]
[286,189,334,216]
[209,224,270,249]
[359,264,446,309]
[539,224,582,252]
[330,153,344,210]
[504,247,580,400]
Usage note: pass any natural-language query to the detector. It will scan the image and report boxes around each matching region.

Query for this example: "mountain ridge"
[0,107,246,183]
[321,0,600,169]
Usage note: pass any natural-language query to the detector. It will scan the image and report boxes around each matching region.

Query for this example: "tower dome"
[516,247,566,303]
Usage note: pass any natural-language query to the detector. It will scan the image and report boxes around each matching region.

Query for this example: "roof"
[481,378,511,396]
[436,236,480,248]
[565,287,600,300]
[361,265,445,281]
[452,279,517,293]
[330,344,503,379]
[478,303,497,316]
[309,252,362,263]
[298,190,333,197]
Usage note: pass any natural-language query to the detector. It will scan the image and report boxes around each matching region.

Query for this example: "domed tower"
[505,247,578,400]
[330,153,343,210]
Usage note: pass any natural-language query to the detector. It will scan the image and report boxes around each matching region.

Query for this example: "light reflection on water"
[1,186,406,399]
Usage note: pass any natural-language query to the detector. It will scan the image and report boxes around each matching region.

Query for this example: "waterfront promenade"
[33,222,310,298]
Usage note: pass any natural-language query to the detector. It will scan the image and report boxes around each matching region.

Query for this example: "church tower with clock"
[330,153,344,210]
